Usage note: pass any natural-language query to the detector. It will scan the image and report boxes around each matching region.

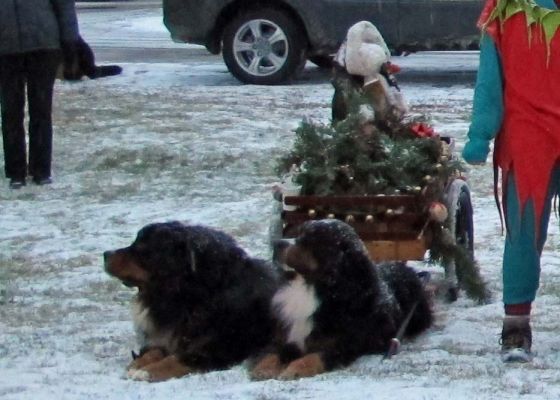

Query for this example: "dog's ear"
[272,240,291,265]
[285,244,319,275]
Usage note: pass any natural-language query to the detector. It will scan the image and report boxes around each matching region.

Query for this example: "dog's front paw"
[129,355,193,382]
[127,347,166,371]
[250,353,284,380]
[127,368,151,381]
[278,353,325,380]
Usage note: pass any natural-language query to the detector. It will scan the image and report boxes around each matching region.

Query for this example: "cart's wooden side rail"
[283,195,420,208]
[283,210,421,228]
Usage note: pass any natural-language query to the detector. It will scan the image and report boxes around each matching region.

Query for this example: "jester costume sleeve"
[463,0,560,304]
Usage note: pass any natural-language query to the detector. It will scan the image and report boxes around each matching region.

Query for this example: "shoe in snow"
[500,316,532,363]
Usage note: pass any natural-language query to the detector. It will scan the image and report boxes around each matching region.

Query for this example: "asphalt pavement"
[76,0,161,10]
[93,46,216,64]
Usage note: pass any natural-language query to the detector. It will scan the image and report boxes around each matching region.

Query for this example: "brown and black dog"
[104,222,279,382]
[251,219,433,380]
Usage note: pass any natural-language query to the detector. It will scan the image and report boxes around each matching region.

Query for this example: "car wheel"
[222,8,307,85]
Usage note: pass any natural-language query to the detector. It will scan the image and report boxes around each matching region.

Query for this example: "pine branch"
[429,227,491,304]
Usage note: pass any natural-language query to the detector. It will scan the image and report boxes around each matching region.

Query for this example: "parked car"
[163,0,484,85]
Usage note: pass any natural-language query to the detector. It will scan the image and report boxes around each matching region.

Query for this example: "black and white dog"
[251,219,433,380]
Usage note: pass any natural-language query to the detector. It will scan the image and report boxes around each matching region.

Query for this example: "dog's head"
[104,221,242,294]
[274,219,371,284]
[104,222,179,290]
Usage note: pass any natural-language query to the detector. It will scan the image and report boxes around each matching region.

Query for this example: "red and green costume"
[463,0,560,306]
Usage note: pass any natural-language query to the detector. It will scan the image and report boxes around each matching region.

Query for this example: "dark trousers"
[0,50,61,180]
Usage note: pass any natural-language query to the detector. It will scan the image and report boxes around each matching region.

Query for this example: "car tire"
[222,8,307,85]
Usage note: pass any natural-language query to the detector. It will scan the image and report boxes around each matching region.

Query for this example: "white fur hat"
[344,21,390,77]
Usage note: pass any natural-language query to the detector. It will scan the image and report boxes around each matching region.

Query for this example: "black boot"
[9,178,26,189]
[500,316,532,362]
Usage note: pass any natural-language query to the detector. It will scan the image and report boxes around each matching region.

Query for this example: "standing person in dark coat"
[0,0,80,189]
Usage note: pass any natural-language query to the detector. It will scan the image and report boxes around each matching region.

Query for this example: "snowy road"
[1,4,560,400]
[77,2,479,80]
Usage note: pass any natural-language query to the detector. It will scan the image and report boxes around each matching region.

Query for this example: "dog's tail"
[88,65,123,79]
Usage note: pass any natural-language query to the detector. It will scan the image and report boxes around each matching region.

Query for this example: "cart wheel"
[268,199,284,251]
[454,183,474,257]
[443,178,474,301]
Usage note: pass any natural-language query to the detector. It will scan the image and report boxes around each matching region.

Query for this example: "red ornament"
[411,123,436,138]
[386,62,401,74]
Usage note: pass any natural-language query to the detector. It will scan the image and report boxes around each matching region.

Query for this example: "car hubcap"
[233,19,289,77]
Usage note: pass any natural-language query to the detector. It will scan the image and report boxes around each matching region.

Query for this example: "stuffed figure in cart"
[331,21,408,124]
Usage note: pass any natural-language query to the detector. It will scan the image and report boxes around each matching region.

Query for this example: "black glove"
[61,40,81,80]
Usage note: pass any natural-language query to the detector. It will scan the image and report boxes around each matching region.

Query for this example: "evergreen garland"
[278,94,462,202]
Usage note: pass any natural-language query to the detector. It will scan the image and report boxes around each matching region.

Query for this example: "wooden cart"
[273,177,474,299]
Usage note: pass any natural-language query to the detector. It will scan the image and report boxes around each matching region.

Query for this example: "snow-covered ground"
[2,5,560,400]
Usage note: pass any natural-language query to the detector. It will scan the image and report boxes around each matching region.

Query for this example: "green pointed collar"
[484,0,560,59]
